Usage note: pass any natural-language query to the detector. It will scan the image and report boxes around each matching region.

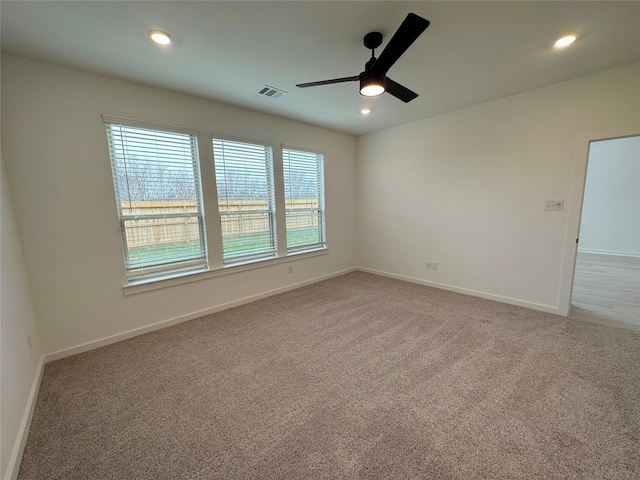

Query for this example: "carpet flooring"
[18,272,640,479]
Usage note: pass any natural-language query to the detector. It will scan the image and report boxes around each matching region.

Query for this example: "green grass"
[128,228,322,266]
[287,228,322,249]
[127,242,202,268]
[223,232,271,256]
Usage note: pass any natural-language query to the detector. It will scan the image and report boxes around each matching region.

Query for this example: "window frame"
[282,145,327,253]
[212,134,278,265]
[103,114,208,280]
[102,115,331,294]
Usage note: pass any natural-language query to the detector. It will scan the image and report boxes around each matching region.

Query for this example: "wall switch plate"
[544,200,564,211]
[425,262,432,269]
[288,265,293,274]
[27,335,32,351]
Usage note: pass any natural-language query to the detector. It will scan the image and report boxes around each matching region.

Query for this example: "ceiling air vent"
[258,85,287,99]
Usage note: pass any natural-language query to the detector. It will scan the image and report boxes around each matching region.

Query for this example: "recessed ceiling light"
[554,35,576,49]
[360,108,372,115]
[149,30,172,45]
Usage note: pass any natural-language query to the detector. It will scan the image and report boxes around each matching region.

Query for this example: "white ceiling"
[2,1,639,136]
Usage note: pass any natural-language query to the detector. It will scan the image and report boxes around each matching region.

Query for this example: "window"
[105,119,207,278]
[213,137,276,263]
[104,115,329,289]
[282,147,326,252]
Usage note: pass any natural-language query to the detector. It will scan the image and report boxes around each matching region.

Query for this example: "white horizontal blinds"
[282,147,326,251]
[106,123,207,277]
[213,137,276,262]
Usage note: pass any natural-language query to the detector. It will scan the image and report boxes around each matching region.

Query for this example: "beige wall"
[1,158,43,480]
[357,62,640,313]
[1,54,358,356]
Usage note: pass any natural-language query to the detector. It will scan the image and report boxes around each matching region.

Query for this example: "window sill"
[122,247,328,296]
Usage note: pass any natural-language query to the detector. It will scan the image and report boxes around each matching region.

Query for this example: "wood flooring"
[571,252,640,328]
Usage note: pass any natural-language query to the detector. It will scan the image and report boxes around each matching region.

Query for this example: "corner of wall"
[1,156,45,480]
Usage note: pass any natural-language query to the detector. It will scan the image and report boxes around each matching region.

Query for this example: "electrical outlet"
[27,335,32,352]
[288,265,293,274]
[544,200,564,211]
[431,263,438,271]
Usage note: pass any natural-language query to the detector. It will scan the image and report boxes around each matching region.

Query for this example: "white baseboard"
[42,266,564,363]
[44,268,357,362]
[357,267,561,315]
[5,356,45,480]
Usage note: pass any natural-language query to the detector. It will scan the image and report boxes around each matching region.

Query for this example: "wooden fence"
[121,200,318,249]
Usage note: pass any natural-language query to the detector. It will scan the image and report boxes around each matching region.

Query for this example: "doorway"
[570,135,640,327]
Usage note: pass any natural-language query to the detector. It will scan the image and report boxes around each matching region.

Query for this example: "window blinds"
[282,147,326,251]
[106,123,207,277]
[213,137,276,262]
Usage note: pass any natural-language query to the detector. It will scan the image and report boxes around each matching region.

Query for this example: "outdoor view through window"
[106,119,326,281]
[106,123,206,278]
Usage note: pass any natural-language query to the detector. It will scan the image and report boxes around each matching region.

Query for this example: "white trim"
[357,267,561,315]
[101,113,199,136]
[577,248,640,258]
[558,124,640,316]
[123,247,328,295]
[211,132,274,149]
[45,267,356,362]
[281,143,326,157]
[5,357,45,480]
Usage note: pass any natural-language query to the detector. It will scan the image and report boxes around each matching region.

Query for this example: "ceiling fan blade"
[386,78,419,103]
[371,13,430,75]
[296,76,359,88]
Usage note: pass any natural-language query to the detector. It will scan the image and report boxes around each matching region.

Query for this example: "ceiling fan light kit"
[360,70,386,97]
[296,12,430,103]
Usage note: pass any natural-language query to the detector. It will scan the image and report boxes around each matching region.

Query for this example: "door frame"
[558,124,640,316]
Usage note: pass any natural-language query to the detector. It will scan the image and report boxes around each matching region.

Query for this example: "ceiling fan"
[296,13,430,103]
